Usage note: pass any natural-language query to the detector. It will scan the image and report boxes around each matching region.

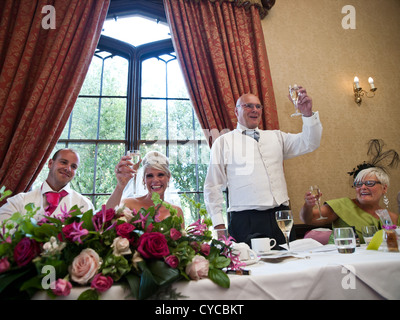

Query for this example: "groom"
[0,149,94,222]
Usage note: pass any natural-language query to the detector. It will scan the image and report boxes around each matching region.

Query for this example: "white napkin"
[279,238,324,252]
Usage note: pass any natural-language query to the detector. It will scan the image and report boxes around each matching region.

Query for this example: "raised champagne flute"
[127,150,141,195]
[310,185,328,220]
[289,84,302,117]
[275,210,294,251]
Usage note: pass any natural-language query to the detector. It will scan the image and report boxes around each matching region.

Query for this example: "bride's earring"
[383,194,389,208]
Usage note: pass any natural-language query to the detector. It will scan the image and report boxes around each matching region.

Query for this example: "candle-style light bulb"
[354,76,360,89]
[368,77,376,91]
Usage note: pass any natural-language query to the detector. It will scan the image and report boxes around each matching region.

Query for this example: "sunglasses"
[353,180,382,188]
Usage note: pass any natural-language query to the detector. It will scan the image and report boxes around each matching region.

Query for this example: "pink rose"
[62,221,88,244]
[200,243,211,256]
[165,255,179,268]
[170,228,182,241]
[137,232,170,259]
[97,206,115,222]
[13,237,40,267]
[92,205,116,231]
[52,278,72,296]
[185,255,209,280]
[69,248,101,284]
[91,273,113,292]
[116,223,135,241]
[62,224,74,239]
[0,257,10,273]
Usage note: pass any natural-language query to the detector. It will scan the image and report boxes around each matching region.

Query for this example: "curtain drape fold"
[0,0,110,198]
[164,0,278,145]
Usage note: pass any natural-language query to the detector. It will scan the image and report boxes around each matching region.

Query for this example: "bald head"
[235,93,262,129]
[236,93,261,107]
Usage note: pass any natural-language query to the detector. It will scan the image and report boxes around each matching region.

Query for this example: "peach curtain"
[164,0,278,145]
[0,0,110,198]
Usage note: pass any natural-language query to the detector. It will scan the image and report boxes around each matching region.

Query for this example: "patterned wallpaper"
[261,0,400,223]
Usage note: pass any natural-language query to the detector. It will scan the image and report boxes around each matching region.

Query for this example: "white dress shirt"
[204,112,323,227]
[0,181,94,223]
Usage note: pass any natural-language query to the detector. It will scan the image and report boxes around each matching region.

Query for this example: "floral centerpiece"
[0,188,241,300]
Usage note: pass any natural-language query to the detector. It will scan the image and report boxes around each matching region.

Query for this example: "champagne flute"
[310,185,328,220]
[127,150,141,195]
[275,210,294,251]
[289,84,302,117]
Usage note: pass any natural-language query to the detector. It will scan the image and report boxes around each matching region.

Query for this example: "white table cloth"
[33,245,400,300]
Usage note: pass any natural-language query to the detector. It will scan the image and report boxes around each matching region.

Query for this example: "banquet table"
[33,244,400,300]
[173,245,400,300]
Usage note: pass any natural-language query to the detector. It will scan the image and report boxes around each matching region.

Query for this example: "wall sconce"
[353,76,377,105]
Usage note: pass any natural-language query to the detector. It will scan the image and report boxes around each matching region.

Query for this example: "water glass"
[334,227,356,254]
[361,225,378,246]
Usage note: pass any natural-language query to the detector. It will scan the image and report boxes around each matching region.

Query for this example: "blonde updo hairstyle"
[141,151,171,181]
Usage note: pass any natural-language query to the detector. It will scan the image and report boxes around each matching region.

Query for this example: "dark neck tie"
[243,130,260,142]
[45,190,68,216]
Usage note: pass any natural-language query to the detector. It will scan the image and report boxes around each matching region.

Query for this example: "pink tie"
[45,190,68,216]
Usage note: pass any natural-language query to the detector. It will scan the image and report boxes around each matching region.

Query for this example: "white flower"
[114,205,134,222]
[117,216,128,223]
[111,236,132,256]
[132,251,143,270]
[41,236,66,256]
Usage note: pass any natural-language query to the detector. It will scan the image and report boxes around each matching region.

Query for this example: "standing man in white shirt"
[204,88,323,247]
[0,148,94,223]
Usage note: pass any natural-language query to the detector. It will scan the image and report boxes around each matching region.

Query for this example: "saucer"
[240,257,260,266]
[257,251,280,256]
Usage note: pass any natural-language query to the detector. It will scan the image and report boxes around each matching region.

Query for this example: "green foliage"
[0,191,236,300]
[0,186,12,202]
[78,289,99,300]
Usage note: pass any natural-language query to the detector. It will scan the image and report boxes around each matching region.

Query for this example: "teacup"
[251,237,277,254]
[231,242,258,261]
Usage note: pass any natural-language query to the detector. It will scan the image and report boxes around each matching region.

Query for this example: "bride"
[107,151,184,223]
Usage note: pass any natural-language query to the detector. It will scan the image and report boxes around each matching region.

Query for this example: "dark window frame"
[53,2,217,222]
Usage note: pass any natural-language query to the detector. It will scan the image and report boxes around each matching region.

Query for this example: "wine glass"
[127,150,141,195]
[288,84,302,117]
[310,185,327,220]
[275,210,294,251]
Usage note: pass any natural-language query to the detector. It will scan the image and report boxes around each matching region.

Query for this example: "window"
[34,14,215,226]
